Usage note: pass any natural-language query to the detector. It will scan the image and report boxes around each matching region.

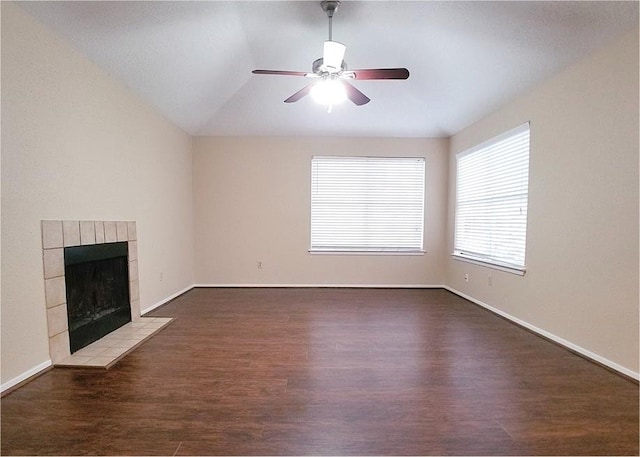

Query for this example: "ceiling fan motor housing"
[313,58,347,75]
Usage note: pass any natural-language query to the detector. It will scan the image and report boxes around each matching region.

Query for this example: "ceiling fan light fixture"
[322,40,346,71]
[310,79,347,106]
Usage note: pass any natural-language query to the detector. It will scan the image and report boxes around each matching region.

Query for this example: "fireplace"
[42,220,141,364]
[65,242,131,353]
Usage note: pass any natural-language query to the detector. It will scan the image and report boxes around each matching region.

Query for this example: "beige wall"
[1,4,195,386]
[445,28,639,376]
[193,136,448,286]
[2,3,637,387]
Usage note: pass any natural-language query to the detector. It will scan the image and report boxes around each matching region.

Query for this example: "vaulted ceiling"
[16,1,639,138]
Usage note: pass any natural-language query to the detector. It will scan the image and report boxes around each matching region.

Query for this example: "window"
[454,122,530,273]
[310,156,425,253]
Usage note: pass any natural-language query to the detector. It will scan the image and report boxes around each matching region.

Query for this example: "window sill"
[452,253,526,276]
[310,249,425,256]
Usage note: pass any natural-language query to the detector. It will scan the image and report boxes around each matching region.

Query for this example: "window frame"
[452,122,531,275]
[309,155,426,255]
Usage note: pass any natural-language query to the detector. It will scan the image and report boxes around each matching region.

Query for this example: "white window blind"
[454,123,530,273]
[310,156,425,253]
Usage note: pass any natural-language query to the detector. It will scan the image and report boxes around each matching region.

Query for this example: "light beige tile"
[62,220,80,247]
[80,220,96,245]
[113,328,137,339]
[128,260,138,281]
[43,248,64,279]
[127,221,137,241]
[58,355,94,366]
[142,322,164,329]
[110,339,138,349]
[42,220,63,249]
[87,356,117,367]
[45,276,66,308]
[141,317,170,325]
[74,345,108,357]
[94,221,105,244]
[104,221,117,242]
[116,221,128,242]
[70,357,95,366]
[100,346,129,357]
[49,331,70,364]
[128,241,137,261]
[130,280,140,302]
[131,303,142,321]
[47,303,68,337]
[129,333,148,343]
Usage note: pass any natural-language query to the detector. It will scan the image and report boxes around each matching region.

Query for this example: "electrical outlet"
[257,261,263,269]
[160,272,164,282]
[464,273,469,283]
[488,274,493,286]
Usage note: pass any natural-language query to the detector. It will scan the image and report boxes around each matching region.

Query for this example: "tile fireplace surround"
[41,220,170,368]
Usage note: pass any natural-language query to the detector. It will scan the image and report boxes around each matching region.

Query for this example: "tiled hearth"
[56,318,172,368]
[41,220,171,368]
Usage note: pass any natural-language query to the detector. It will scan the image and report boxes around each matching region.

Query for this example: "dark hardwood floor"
[2,288,638,455]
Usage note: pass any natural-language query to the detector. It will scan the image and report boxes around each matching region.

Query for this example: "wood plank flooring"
[2,288,638,455]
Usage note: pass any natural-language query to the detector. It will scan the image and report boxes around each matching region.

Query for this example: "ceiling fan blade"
[284,83,314,103]
[351,68,410,80]
[252,70,307,77]
[343,81,370,106]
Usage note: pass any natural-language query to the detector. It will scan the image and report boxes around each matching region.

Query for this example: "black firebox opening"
[64,242,131,353]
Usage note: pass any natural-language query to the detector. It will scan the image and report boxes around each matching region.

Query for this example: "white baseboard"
[194,283,444,289]
[444,286,639,381]
[141,284,195,315]
[1,359,52,394]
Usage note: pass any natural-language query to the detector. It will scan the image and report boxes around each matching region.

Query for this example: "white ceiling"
[16,1,639,138]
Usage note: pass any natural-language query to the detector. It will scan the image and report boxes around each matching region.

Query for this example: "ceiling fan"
[252,0,410,110]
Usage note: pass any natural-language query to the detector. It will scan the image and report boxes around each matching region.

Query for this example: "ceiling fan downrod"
[321,0,340,41]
